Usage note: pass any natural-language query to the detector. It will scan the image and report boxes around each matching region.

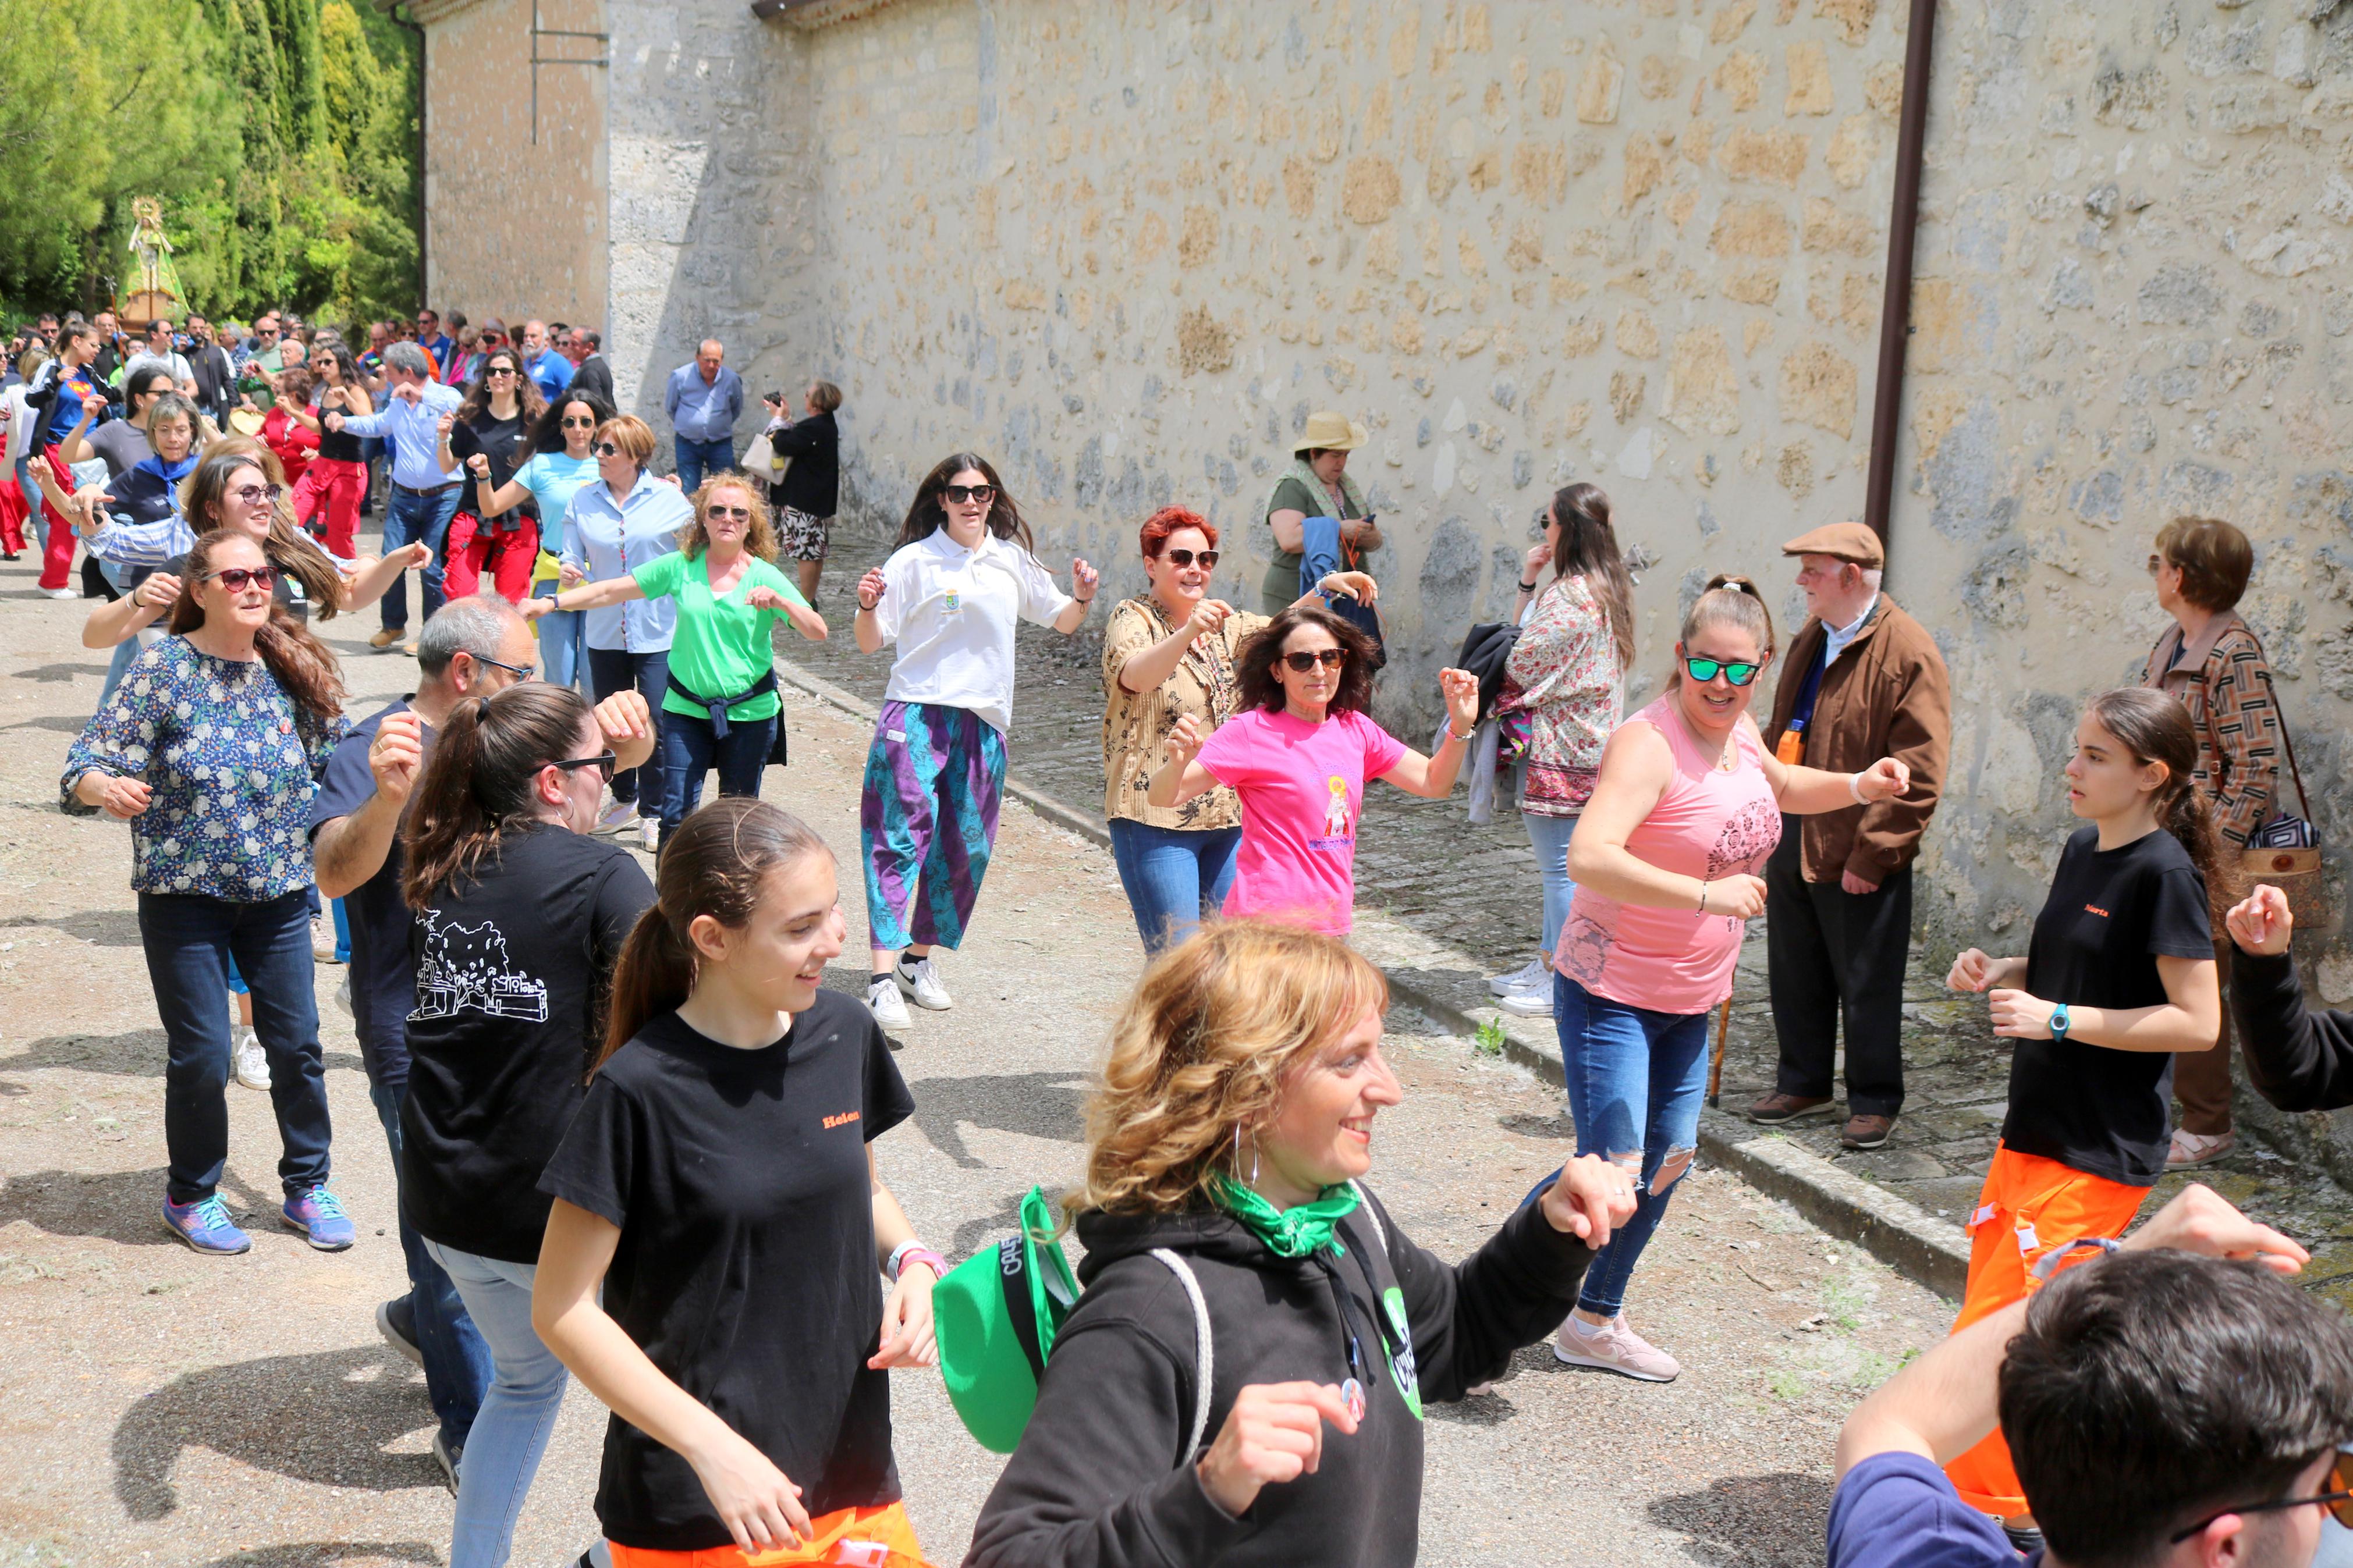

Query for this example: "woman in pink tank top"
[1536,575,1913,1384]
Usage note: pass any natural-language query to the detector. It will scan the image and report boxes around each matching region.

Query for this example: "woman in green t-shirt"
[525,477,828,848]
[1259,409,1384,614]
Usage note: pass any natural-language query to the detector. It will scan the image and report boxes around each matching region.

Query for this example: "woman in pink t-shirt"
[1544,575,1911,1385]
[1147,604,1480,937]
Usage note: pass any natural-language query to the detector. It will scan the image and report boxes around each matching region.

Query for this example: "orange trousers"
[1943,1143,2150,1517]
[606,1502,931,1568]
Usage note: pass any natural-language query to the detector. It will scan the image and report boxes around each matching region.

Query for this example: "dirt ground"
[0,564,1954,1567]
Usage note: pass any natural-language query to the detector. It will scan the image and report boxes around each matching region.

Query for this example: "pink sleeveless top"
[1554,694,1781,1015]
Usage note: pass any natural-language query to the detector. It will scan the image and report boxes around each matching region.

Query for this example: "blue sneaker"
[162,1194,252,1255]
[281,1185,356,1251]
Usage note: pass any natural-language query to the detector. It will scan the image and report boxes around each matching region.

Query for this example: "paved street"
[0,559,1961,1568]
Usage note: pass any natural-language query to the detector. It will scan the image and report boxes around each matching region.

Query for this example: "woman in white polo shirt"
[851,451,1098,1031]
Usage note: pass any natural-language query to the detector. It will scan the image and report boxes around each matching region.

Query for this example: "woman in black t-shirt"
[438,346,545,605]
[534,797,943,1565]
[1939,687,2226,1528]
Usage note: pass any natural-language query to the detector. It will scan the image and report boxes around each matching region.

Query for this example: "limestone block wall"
[410,0,609,330]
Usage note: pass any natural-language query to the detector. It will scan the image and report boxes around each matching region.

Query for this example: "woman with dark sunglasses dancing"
[1100,504,1374,952]
[1541,575,1908,1384]
[467,390,616,695]
[1146,605,1479,937]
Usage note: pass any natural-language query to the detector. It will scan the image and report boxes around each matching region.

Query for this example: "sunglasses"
[595,442,622,457]
[1162,547,1219,568]
[480,332,507,345]
[475,653,538,681]
[1282,648,1349,673]
[229,483,286,509]
[484,366,517,378]
[2170,1453,2353,1543]
[560,415,597,428]
[706,504,753,521]
[208,566,278,592]
[551,750,617,783]
[2146,553,2169,577]
[943,483,996,505]
[1684,656,1762,687]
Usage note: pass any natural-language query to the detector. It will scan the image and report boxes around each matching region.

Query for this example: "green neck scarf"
[1213,1174,1360,1258]
[1264,454,1367,532]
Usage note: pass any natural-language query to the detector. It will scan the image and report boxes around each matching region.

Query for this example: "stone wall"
[410,0,609,332]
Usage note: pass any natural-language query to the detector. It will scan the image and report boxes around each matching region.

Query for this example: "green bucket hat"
[933,1185,1080,1453]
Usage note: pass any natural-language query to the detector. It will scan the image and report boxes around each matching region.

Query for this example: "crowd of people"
[15,285,2352,1568]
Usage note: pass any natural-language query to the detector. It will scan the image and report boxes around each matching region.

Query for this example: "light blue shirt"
[1823,595,1880,668]
[336,381,463,490]
[562,471,693,652]
[512,451,599,557]
[528,350,573,401]
[664,362,744,444]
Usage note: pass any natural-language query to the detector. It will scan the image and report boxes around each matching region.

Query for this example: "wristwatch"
[2049,1002,2072,1042]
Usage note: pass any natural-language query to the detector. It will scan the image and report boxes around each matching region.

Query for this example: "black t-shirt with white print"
[2002,824,2214,1186]
[537,991,916,1552]
[399,822,653,1263]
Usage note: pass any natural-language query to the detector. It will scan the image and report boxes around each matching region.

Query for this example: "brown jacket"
[1762,595,1951,885]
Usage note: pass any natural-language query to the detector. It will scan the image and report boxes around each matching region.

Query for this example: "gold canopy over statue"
[118,197,186,332]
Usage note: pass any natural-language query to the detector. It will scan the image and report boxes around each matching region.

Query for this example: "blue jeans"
[659,707,775,841]
[423,1242,569,1568]
[534,592,592,695]
[1522,811,1578,956]
[585,646,670,813]
[1549,975,1711,1318]
[97,560,143,709]
[331,897,350,963]
[136,888,331,1204]
[673,435,735,495]
[1108,819,1242,952]
[370,1079,491,1457]
[16,458,43,553]
[379,483,462,632]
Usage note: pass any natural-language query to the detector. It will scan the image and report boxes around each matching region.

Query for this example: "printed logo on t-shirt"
[942,588,962,614]
[1307,774,1354,851]
[2084,904,2111,918]
[823,1109,861,1129]
[410,911,549,1022]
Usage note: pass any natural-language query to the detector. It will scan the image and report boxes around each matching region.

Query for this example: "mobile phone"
[765,390,785,406]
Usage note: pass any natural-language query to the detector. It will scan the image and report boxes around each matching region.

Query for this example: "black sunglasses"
[1162,547,1219,568]
[550,750,617,783]
[475,653,537,681]
[706,504,753,520]
[943,483,996,505]
[560,415,597,428]
[1684,656,1762,687]
[482,366,517,377]
[594,441,622,457]
[2170,1453,2353,1543]
[1282,648,1348,672]
[208,566,278,592]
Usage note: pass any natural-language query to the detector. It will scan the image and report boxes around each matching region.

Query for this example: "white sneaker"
[596,798,638,833]
[334,975,352,1017]
[867,978,913,1033]
[1497,986,1553,1018]
[44,586,79,600]
[1487,957,1547,997]
[232,1030,271,1091]
[640,818,661,854]
[1553,1313,1680,1382]
[896,956,953,1011]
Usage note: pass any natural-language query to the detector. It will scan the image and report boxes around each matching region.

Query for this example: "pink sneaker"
[1553,1313,1680,1382]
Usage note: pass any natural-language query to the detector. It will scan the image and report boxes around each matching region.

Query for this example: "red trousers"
[293,457,368,559]
[443,513,540,603]
[38,445,79,589]
[0,464,27,556]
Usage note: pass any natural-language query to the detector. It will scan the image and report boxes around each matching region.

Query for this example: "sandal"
[2166,1128,2237,1169]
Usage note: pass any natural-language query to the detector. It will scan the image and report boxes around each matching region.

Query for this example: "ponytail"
[400,683,593,909]
[596,797,835,1073]
[2085,687,2242,913]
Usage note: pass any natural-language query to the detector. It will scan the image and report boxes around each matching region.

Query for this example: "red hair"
[1138,505,1216,559]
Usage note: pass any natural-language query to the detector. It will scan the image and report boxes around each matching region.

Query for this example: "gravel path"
[0,562,1949,1567]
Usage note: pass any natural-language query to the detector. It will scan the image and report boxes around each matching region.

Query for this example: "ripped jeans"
[1550,973,1712,1319]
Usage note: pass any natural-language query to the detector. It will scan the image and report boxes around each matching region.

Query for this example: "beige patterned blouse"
[1099,595,1269,830]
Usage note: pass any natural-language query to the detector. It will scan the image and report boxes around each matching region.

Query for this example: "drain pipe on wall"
[1860,0,1940,564]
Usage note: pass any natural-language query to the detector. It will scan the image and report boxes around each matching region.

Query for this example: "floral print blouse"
[62,637,346,901]
[1099,595,1268,831]
[1503,573,1623,819]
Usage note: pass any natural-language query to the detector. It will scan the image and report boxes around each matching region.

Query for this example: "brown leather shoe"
[1747,1091,1834,1125]
[1841,1113,1894,1150]
[367,628,402,649]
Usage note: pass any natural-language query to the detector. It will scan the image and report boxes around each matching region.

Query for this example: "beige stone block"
[1669,189,1701,230]
[1179,205,1219,268]
[1563,401,1593,439]
[1610,369,1647,423]
[1391,312,1426,354]
[1467,147,1504,193]
[1802,196,1875,255]
[1458,232,1489,276]
[1907,277,1966,374]
[1512,141,1568,204]
[1826,115,1876,189]
[1177,304,1235,375]
[1840,272,1880,336]
[1662,326,1742,435]
[1366,226,1401,280]
[1283,157,1316,219]
[1135,210,1170,266]
[1716,51,1765,113]
[1865,60,1905,119]
[1723,268,1783,304]
[1744,317,1774,355]
[1452,326,1495,358]
[1624,134,1666,210]
[1341,155,1404,224]
[1550,275,1592,303]
[1564,315,1605,355]
[1777,441,1816,497]
[1578,40,1625,124]
[1713,200,1794,257]
[1684,119,1716,166]
[1641,55,1684,101]
[1786,42,1834,115]
[1506,219,1545,271]
[1541,68,1570,118]
[1710,0,1758,45]
[1816,0,1875,45]
[1367,85,1394,146]
[1003,277,1048,311]
[1616,307,1662,358]
[1779,340,1858,438]
[1467,3,1492,50]
[1390,13,1419,77]
[1720,126,1809,186]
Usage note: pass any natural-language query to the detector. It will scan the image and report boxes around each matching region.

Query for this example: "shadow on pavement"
[9,660,111,684]
[115,1344,442,1520]
[1497,1112,1571,1140]
[1649,1471,1835,1567]
[0,712,99,735]
[197,1541,442,1567]
[0,1028,168,1093]
[904,1069,1088,1169]
[0,1165,274,1246]
[1,907,145,945]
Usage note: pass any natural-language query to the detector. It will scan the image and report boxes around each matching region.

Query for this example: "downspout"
[1860,0,1939,561]
[389,1,429,308]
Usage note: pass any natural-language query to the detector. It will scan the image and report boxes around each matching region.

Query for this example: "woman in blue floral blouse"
[63,528,354,1256]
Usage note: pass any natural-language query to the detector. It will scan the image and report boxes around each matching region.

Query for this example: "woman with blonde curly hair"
[967,920,1638,1568]
[527,472,826,850]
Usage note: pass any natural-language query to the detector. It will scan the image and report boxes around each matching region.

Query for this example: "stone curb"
[772,655,1970,1300]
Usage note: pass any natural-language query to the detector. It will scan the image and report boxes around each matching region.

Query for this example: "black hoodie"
[964,1185,1595,1567]
[2230,947,2353,1112]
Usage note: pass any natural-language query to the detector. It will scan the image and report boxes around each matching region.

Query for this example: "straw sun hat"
[1294,410,1367,453]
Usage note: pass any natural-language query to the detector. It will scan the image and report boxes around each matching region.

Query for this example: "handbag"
[2195,638,2326,922]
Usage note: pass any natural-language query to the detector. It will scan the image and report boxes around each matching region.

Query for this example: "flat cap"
[1780,521,1884,568]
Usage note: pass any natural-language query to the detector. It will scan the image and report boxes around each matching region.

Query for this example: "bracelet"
[1697,880,1709,914]
[857,596,879,611]
[888,1242,947,1282]
[1847,771,1869,805]
[1516,579,1538,592]
[1445,727,1473,743]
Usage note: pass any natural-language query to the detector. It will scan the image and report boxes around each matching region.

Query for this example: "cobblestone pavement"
[782,554,2353,1304]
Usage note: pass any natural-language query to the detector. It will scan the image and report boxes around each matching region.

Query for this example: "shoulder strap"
[1147,1248,1215,1469]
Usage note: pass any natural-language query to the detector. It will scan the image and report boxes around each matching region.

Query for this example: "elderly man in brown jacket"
[1748,522,1951,1151]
